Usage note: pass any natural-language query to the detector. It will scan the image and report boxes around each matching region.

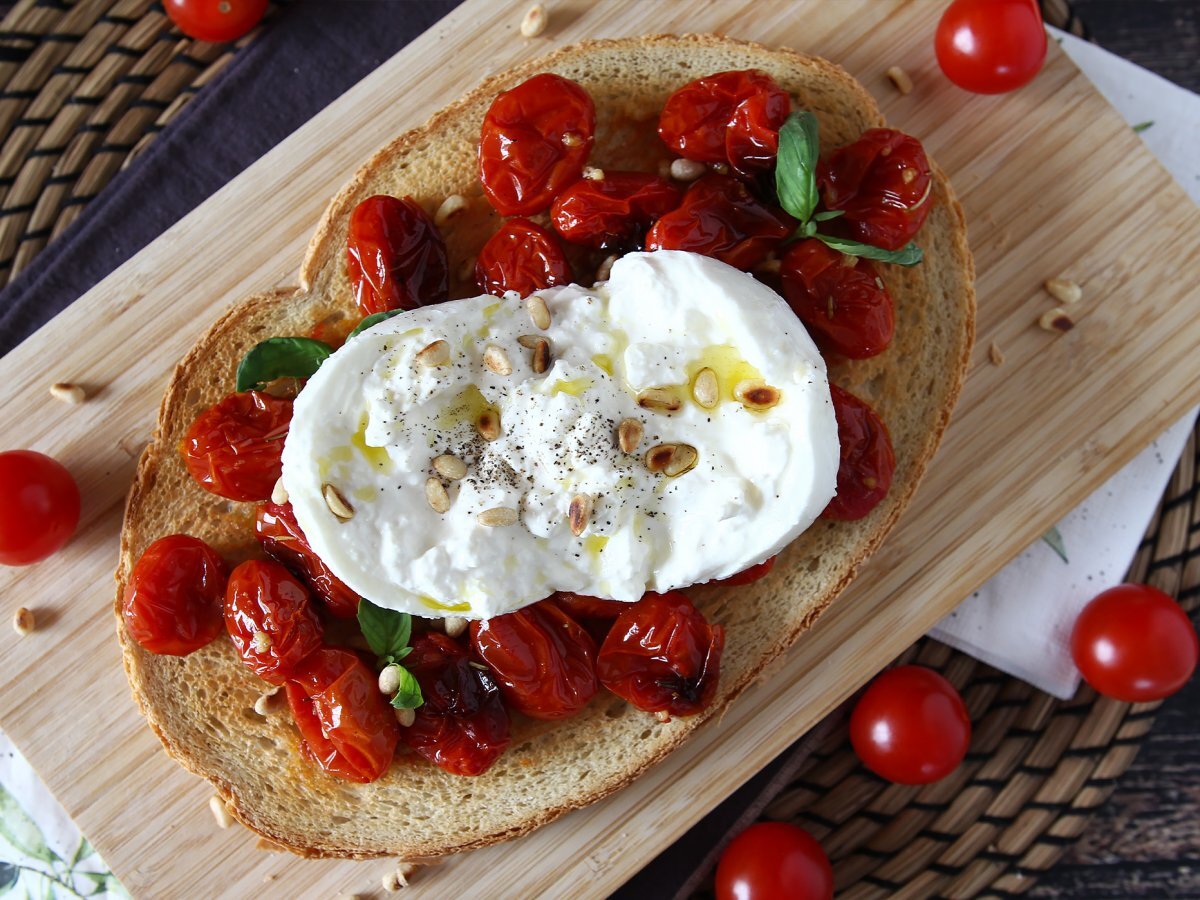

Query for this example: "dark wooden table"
[1029,8,1199,898]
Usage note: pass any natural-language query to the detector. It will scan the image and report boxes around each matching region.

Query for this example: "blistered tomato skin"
[552,592,627,621]
[645,174,792,271]
[470,600,599,720]
[181,390,292,502]
[822,385,895,521]
[479,73,596,216]
[255,501,359,619]
[658,70,789,167]
[0,450,80,566]
[122,534,228,656]
[224,560,323,685]
[596,591,725,717]
[474,218,573,298]
[346,194,449,317]
[819,129,933,251]
[401,633,511,776]
[781,239,895,359]
[286,648,400,783]
[725,87,791,177]
[551,172,682,250]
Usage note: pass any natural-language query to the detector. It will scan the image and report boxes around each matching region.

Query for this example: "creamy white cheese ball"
[281,251,839,619]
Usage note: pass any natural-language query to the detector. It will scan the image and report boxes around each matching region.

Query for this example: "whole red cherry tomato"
[935,0,1047,94]
[822,385,894,521]
[645,174,792,271]
[346,194,449,317]
[596,591,724,717]
[551,172,681,250]
[122,534,228,656]
[163,0,267,43]
[1071,584,1199,702]
[0,450,80,566]
[181,390,291,502]
[479,73,596,216]
[715,821,834,900]
[781,239,894,359]
[712,555,777,587]
[286,648,400,783]
[401,632,511,776]
[224,560,323,685]
[819,129,932,251]
[475,218,572,297]
[658,70,789,169]
[850,664,971,784]
[470,600,598,720]
[255,501,359,619]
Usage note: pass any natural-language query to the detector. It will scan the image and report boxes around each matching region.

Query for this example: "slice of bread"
[116,34,974,859]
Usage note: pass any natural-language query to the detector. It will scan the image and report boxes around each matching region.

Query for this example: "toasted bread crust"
[116,34,974,859]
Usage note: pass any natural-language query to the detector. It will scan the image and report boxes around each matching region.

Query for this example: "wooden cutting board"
[1,0,1198,896]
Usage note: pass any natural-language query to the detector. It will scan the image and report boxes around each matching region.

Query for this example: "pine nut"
[49,382,85,404]
[617,418,643,453]
[692,368,719,409]
[1039,308,1074,333]
[322,483,354,520]
[271,477,288,506]
[526,295,551,330]
[477,507,518,527]
[483,345,512,376]
[209,795,234,829]
[253,689,282,716]
[583,166,605,181]
[1045,277,1082,304]
[645,443,699,477]
[568,494,593,536]
[595,255,617,282]
[394,707,416,728]
[425,477,451,513]
[442,616,468,638]
[378,664,401,696]
[733,380,782,411]
[415,339,450,368]
[434,194,467,227]
[669,158,706,181]
[12,607,34,636]
[520,3,546,38]
[477,409,502,441]
[886,65,913,95]
[561,132,583,148]
[250,631,272,654]
[637,388,682,413]
[988,341,1005,366]
[432,454,467,481]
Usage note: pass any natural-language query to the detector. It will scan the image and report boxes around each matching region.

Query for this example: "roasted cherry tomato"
[474,218,572,297]
[822,385,894,521]
[596,591,724,717]
[935,0,1047,94]
[781,239,894,359]
[286,648,400,783]
[122,534,228,656]
[470,600,598,720]
[346,194,449,317]
[552,592,627,621]
[551,172,681,250]
[819,129,932,251]
[1071,584,1199,702]
[0,450,80,566]
[401,632,511,776]
[255,501,359,619]
[163,0,267,43]
[850,664,971,784]
[645,174,792,271]
[658,70,789,170]
[712,555,777,587]
[181,390,291,502]
[479,73,596,216]
[716,821,834,900]
[225,560,323,685]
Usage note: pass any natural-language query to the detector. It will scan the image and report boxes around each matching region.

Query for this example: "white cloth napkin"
[929,29,1200,699]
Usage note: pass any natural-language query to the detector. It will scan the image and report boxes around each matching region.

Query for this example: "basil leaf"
[813,234,924,266]
[357,599,413,660]
[390,666,424,710]
[1041,526,1069,563]
[813,209,845,222]
[774,111,821,225]
[236,337,332,392]
[348,309,404,340]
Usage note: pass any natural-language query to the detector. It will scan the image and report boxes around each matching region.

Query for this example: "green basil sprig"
[235,337,332,392]
[774,111,923,267]
[357,598,424,710]
[348,309,405,340]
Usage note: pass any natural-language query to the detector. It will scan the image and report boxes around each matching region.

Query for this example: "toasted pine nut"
[442,616,468,638]
[425,477,451,514]
[12,607,34,636]
[595,255,617,282]
[886,65,913,95]
[526,295,551,330]
[209,795,234,829]
[655,710,672,723]
[394,707,416,728]
[477,409,502,441]
[733,380,782,411]
[583,166,605,181]
[432,454,467,481]
[516,334,542,349]
[617,418,643,454]
[988,341,1005,366]
[645,443,699,477]
[416,339,450,368]
[637,388,682,413]
[483,345,513,376]
[669,158,706,181]
[378,664,401,696]
[477,507,518,527]
[322,483,354,520]
[1045,277,1082,305]
[49,382,85,404]
[692,368,718,409]
[530,337,551,373]
[271,477,288,506]
[250,631,272,654]
[520,3,546,38]
[1039,308,1075,333]
[434,194,467,227]
[568,494,593,536]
